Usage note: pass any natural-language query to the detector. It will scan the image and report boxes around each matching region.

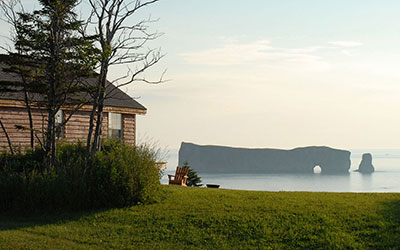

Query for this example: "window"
[109,112,122,139]
[55,109,64,139]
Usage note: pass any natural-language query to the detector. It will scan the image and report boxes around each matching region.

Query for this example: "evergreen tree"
[10,0,98,166]
[183,161,202,187]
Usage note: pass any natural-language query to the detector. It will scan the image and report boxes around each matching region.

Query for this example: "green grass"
[0,186,399,249]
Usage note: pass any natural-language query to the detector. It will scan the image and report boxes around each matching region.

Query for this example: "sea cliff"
[179,142,351,174]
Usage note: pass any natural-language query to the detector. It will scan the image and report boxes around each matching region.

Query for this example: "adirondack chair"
[168,167,189,186]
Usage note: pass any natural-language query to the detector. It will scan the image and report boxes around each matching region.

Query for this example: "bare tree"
[86,0,165,157]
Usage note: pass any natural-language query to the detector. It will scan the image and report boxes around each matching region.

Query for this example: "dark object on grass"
[168,166,189,186]
[182,161,202,187]
[356,153,375,174]
[206,184,220,188]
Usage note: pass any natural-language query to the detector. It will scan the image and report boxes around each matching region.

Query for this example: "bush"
[88,140,162,207]
[0,147,46,174]
[0,140,163,214]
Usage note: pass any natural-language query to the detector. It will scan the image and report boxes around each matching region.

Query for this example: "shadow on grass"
[376,199,400,249]
[381,198,400,223]
[0,209,108,231]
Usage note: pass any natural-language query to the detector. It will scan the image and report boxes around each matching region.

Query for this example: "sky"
[2,1,400,166]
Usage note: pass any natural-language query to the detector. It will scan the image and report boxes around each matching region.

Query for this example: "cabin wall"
[0,107,44,150]
[63,111,109,143]
[122,114,136,146]
[0,107,137,150]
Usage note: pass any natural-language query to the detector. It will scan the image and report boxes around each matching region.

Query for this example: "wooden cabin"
[0,61,146,149]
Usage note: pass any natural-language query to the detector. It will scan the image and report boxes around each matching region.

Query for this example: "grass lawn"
[0,186,399,249]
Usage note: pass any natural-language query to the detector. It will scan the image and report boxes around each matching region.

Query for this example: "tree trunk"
[88,59,109,155]
[92,93,104,152]
[91,64,108,153]
[86,85,100,159]
[0,119,14,155]
[46,109,54,167]
[23,88,34,149]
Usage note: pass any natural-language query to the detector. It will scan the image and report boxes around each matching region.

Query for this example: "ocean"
[161,149,400,192]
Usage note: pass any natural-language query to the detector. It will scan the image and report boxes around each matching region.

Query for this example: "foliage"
[0,140,162,214]
[0,186,399,249]
[182,161,202,187]
[1,0,162,160]
[89,139,163,207]
[2,0,99,165]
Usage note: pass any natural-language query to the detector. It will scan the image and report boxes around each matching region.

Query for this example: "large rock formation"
[357,153,374,174]
[179,142,351,174]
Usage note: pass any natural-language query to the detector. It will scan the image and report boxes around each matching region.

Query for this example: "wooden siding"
[0,107,44,149]
[0,107,137,149]
[63,111,109,142]
[122,114,136,146]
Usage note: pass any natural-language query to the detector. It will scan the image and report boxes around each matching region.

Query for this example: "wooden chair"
[168,167,189,186]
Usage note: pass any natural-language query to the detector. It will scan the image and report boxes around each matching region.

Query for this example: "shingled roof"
[0,60,146,111]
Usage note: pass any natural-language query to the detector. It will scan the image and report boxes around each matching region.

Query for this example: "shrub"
[87,140,162,207]
[0,147,46,174]
[0,140,163,214]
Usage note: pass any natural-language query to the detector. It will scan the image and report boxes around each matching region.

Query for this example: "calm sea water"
[161,150,400,192]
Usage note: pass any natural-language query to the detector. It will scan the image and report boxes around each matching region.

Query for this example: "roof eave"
[0,99,147,115]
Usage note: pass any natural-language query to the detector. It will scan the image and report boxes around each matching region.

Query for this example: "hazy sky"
[2,1,400,159]
[133,0,400,152]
